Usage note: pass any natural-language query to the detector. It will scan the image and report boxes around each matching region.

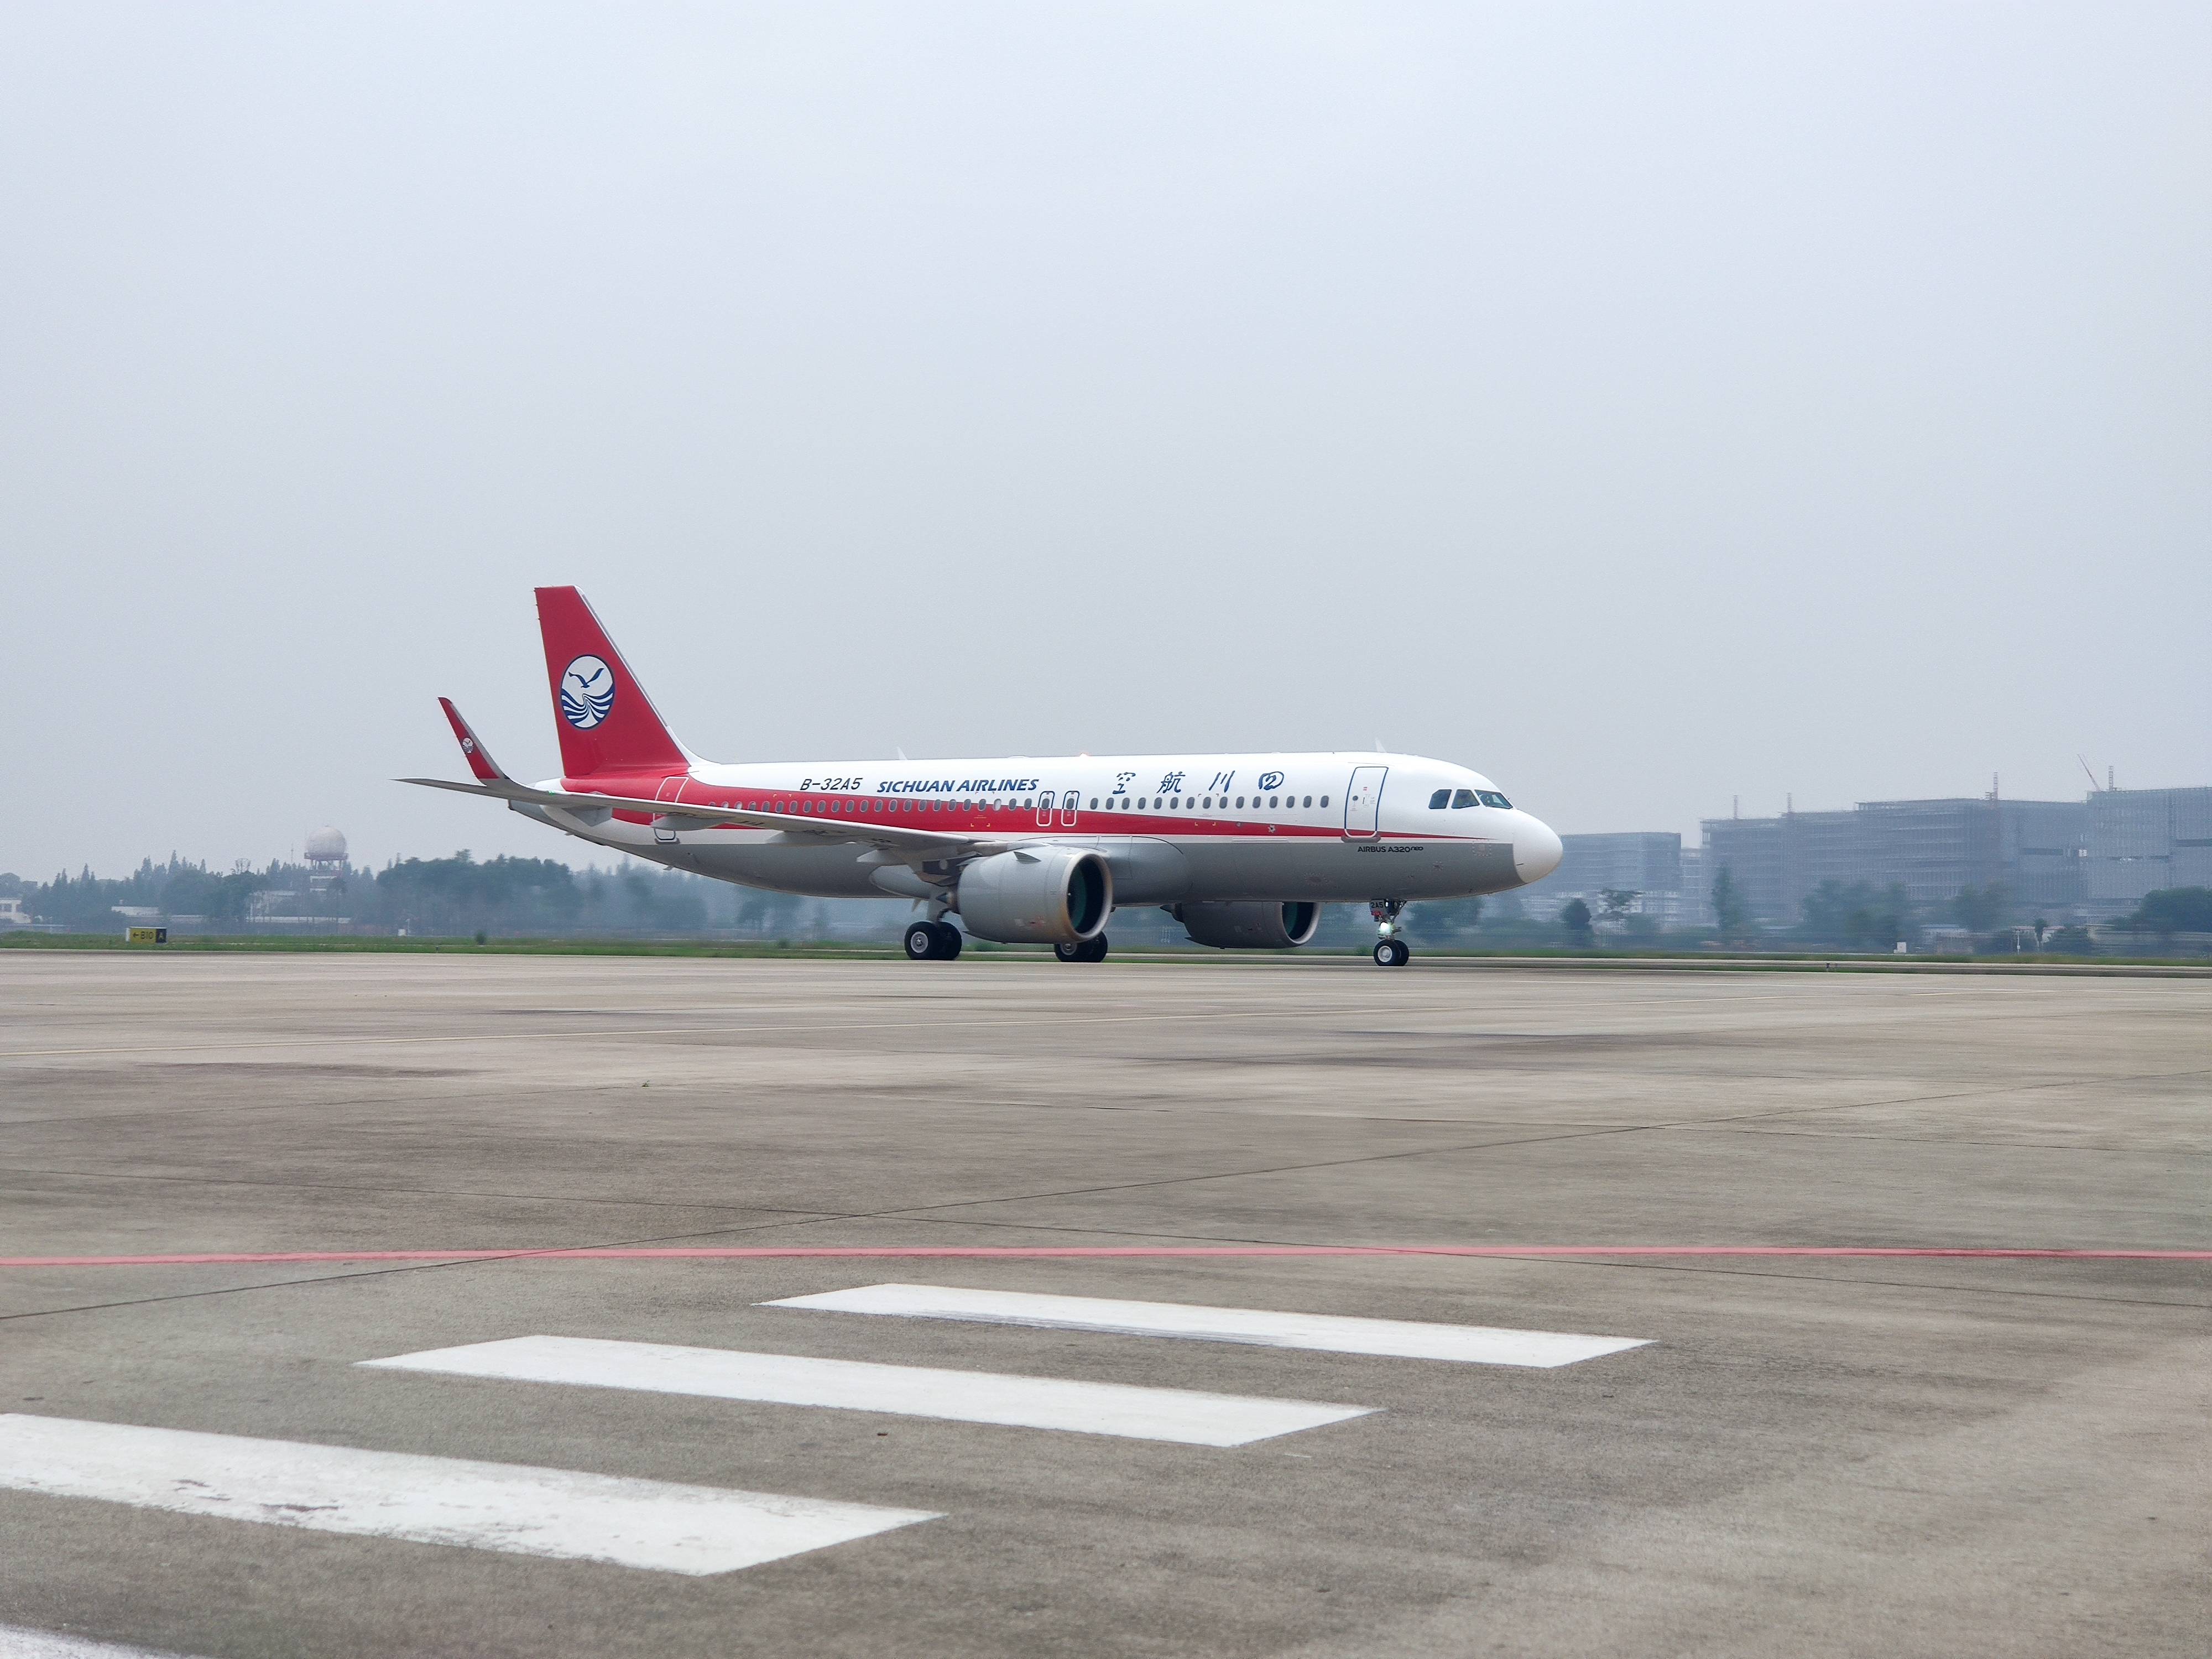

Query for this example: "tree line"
[0,852,854,940]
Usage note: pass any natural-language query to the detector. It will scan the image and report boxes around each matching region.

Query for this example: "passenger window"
[1302,795,1312,808]
[1269,796,1279,808]
[1237,796,1246,808]
[1430,790,1451,810]
[1320,795,1330,808]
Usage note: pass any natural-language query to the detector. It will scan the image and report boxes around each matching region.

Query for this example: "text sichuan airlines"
[405,588,1562,968]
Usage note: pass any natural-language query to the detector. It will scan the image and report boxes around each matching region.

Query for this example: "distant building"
[1546,832,1681,915]
[1533,832,1715,926]
[0,896,29,927]
[1700,795,2090,924]
[2001,799,2101,910]
[2088,787,2212,910]
[1538,781,2207,934]
[1674,846,1711,927]
[1557,836,1672,916]
[1702,816,1786,921]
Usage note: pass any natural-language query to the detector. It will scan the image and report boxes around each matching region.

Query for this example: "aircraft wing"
[398,775,1011,858]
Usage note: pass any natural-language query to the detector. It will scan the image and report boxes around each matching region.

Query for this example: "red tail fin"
[534,587,688,781]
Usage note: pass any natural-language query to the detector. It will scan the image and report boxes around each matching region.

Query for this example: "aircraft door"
[653,775,687,844]
[1343,766,1387,841]
[1058,790,1078,827]
[1036,791,1055,828]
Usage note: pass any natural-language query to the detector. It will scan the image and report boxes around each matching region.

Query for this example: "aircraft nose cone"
[1515,817,1563,884]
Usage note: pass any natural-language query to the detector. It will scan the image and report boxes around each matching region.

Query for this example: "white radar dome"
[305,827,348,863]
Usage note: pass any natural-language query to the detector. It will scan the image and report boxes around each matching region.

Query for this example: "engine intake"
[1176,901,1320,950]
[956,847,1113,945]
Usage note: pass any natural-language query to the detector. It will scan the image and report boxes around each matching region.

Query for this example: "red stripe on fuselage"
[567,779,1486,843]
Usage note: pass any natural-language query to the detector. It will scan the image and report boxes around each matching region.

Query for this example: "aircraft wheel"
[937,922,963,959]
[1055,940,1084,962]
[1373,938,1411,967]
[904,922,942,961]
[1083,934,1109,963]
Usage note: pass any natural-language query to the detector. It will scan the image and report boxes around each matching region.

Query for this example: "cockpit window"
[1478,790,1512,809]
[1428,789,1450,810]
[1451,789,1479,808]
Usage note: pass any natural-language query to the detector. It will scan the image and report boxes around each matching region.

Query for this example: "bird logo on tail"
[559,655,616,729]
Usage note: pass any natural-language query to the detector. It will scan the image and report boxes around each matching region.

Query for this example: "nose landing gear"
[1370,899,1411,967]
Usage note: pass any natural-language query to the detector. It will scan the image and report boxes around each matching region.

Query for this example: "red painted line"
[2,1246,2206,1268]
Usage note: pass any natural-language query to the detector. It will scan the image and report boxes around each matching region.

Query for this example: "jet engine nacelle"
[956,847,1114,945]
[1175,900,1321,950]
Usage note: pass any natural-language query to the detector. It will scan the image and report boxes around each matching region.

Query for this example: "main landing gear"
[903,920,963,961]
[1370,899,1411,968]
[1054,936,1110,964]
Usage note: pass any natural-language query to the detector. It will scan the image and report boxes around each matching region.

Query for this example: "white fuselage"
[518,750,1563,907]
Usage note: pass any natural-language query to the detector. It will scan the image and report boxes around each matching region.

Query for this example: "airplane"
[404,587,1562,967]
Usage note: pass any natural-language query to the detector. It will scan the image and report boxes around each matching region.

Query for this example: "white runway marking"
[0,1628,204,1659]
[764,1284,1652,1368]
[363,1335,1375,1447]
[0,1415,935,1575]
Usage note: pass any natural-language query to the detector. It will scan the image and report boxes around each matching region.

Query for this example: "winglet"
[437,697,509,784]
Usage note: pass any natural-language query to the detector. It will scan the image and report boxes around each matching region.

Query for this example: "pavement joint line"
[7,1249,2199,1329]
[0,1167,843,1215]
[1522,1255,2212,1310]
[0,1001,1441,1062]
[0,1084,2034,1254]
[805,1062,2212,1229]
[12,980,2171,1065]
[7,1246,2209,1266]
[1695,1126,2203,1154]
[737,1212,2212,1296]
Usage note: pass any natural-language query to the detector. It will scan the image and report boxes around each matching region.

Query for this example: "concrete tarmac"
[1,953,2206,1657]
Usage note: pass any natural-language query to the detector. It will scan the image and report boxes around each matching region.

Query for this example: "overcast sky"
[4,3,2205,877]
